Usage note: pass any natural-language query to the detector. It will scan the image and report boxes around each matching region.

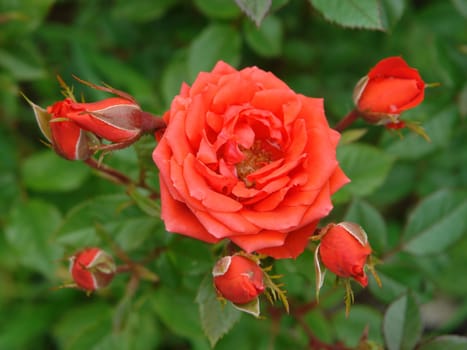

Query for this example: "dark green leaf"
[383,293,422,350]
[243,15,283,57]
[196,275,242,347]
[21,150,91,192]
[403,189,467,255]
[235,0,272,26]
[111,0,178,22]
[309,0,385,30]
[188,24,241,81]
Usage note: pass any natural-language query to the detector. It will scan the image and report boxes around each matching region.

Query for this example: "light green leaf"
[383,293,422,350]
[0,49,46,80]
[336,143,395,198]
[309,0,385,30]
[403,189,467,255]
[243,15,283,58]
[188,24,241,81]
[196,275,242,347]
[5,199,63,278]
[194,0,241,19]
[418,335,467,350]
[344,199,387,254]
[235,0,272,26]
[451,0,467,18]
[21,150,91,192]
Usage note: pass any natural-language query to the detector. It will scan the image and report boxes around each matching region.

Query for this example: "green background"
[0,0,466,349]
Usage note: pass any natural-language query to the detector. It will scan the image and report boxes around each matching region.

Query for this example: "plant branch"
[334,109,360,132]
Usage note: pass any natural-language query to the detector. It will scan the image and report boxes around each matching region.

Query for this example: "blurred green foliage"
[0,0,466,349]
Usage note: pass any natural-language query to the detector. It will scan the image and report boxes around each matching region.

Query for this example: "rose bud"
[48,97,154,144]
[353,56,425,125]
[318,222,372,287]
[69,247,116,292]
[213,255,265,305]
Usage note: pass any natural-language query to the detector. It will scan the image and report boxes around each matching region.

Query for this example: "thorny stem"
[334,109,360,133]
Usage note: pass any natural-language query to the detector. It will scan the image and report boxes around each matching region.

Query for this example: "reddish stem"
[334,109,360,132]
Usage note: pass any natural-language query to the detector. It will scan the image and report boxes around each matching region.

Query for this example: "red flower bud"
[318,223,372,287]
[69,248,116,292]
[213,255,265,304]
[353,56,425,125]
[47,97,144,143]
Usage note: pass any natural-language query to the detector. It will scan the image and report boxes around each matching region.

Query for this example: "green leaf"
[188,24,241,81]
[403,189,467,255]
[151,286,206,342]
[451,0,467,18]
[0,49,46,80]
[194,0,241,19]
[196,275,242,347]
[336,143,394,199]
[309,0,385,30]
[332,305,383,347]
[235,0,272,26]
[5,199,63,278]
[161,55,189,106]
[384,106,458,160]
[111,0,178,22]
[21,150,91,192]
[55,194,140,248]
[53,302,113,350]
[383,293,422,350]
[344,199,387,254]
[243,15,283,58]
[418,335,467,350]
[380,0,406,28]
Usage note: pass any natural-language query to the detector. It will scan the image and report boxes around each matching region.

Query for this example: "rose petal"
[159,181,219,243]
[184,155,243,212]
[230,230,288,253]
[257,221,318,259]
[242,205,307,231]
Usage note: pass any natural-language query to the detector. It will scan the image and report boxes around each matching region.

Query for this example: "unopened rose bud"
[353,56,425,126]
[69,248,116,292]
[54,97,151,143]
[318,222,372,287]
[213,255,265,305]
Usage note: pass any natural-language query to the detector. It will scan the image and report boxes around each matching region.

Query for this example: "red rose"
[213,255,264,304]
[353,56,425,125]
[318,223,372,287]
[69,247,116,291]
[153,61,349,259]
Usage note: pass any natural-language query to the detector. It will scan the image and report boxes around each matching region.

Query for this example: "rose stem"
[334,109,360,132]
[84,157,158,195]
